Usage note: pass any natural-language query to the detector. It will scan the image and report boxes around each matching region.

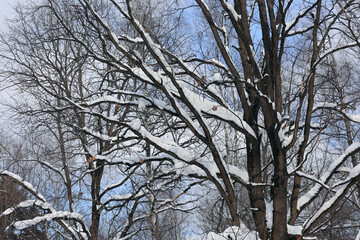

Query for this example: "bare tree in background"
[1,1,193,239]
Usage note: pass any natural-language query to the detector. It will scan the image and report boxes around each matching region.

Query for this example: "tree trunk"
[246,136,267,240]
[272,147,288,240]
[56,109,74,212]
[146,143,160,240]
[89,161,104,240]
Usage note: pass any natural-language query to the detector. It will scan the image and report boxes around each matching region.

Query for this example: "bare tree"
[1,1,193,239]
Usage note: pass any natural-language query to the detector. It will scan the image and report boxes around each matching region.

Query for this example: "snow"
[211,58,226,69]
[132,18,173,74]
[303,183,348,231]
[172,99,205,137]
[288,225,302,235]
[152,98,171,110]
[111,31,119,43]
[332,160,360,188]
[207,224,258,240]
[0,170,46,202]
[356,229,360,240]
[82,127,118,142]
[313,102,337,111]
[288,27,311,36]
[278,125,294,149]
[336,166,351,173]
[131,67,153,83]
[172,159,249,187]
[181,88,256,138]
[102,176,130,196]
[313,102,360,123]
[106,89,174,112]
[301,143,360,231]
[207,85,227,105]
[284,8,309,33]
[266,201,273,229]
[228,165,249,184]
[285,19,296,32]
[0,171,87,237]
[225,2,241,22]
[137,125,194,161]
[12,212,84,230]
[0,200,52,217]
[85,95,124,106]
[296,171,330,189]
[173,161,206,178]
[137,98,149,111]
[297,142,360,211]
[345,113,360,123]
[318,41,358,60]
[249,45,257,63]
[328,142,360,181]
[125,36,143,43]
[213,72,221,81]
[130,119,142,131]
[104,193,134,203]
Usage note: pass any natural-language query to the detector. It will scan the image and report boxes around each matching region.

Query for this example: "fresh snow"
[225,2,242,22]
[228,165,249,184]
[136,124,194,161]
[297,142,360,211]
[211,58,226,69]
[313,102,360,123]
[0,171,87,237]
[130,119,142,131]
[12,212,84,230]
[285,19,296,32]
[0,200,52,217]
[137,98,149,111]
[356,230,360,240]
[303,183,349,231]
[288,225,302,235]
[266,201,273,229]
[213,72,221,81]
[0,170,46,202]
[207,224,258,240]
[182,88,256,138]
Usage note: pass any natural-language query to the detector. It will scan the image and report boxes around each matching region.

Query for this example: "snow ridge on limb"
[356,230,360,240]
[282,2,318,37]
[11,212,85,230]
[295,171,330,190]
[207,224,258,240]
[317,41,359,63]
[173,160,249,187]
[182,88,256,138]
[0,170,46,202]
[313,102,360,123]
[79,0,257,140]
[303,162,360,233]
[104,88,177,113]
[0,170,90,239]
[130,119,193,161]
[297,142,360,212]
[0,200,52,217]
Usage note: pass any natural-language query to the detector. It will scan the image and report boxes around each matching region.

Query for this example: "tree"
[1,0,360,239]
[0,178,48,239]
[0,134,50,239]
[1,0,193,239]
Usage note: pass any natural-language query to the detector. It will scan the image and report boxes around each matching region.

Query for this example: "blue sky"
[0,0,20,131]
[0,0,18,30]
